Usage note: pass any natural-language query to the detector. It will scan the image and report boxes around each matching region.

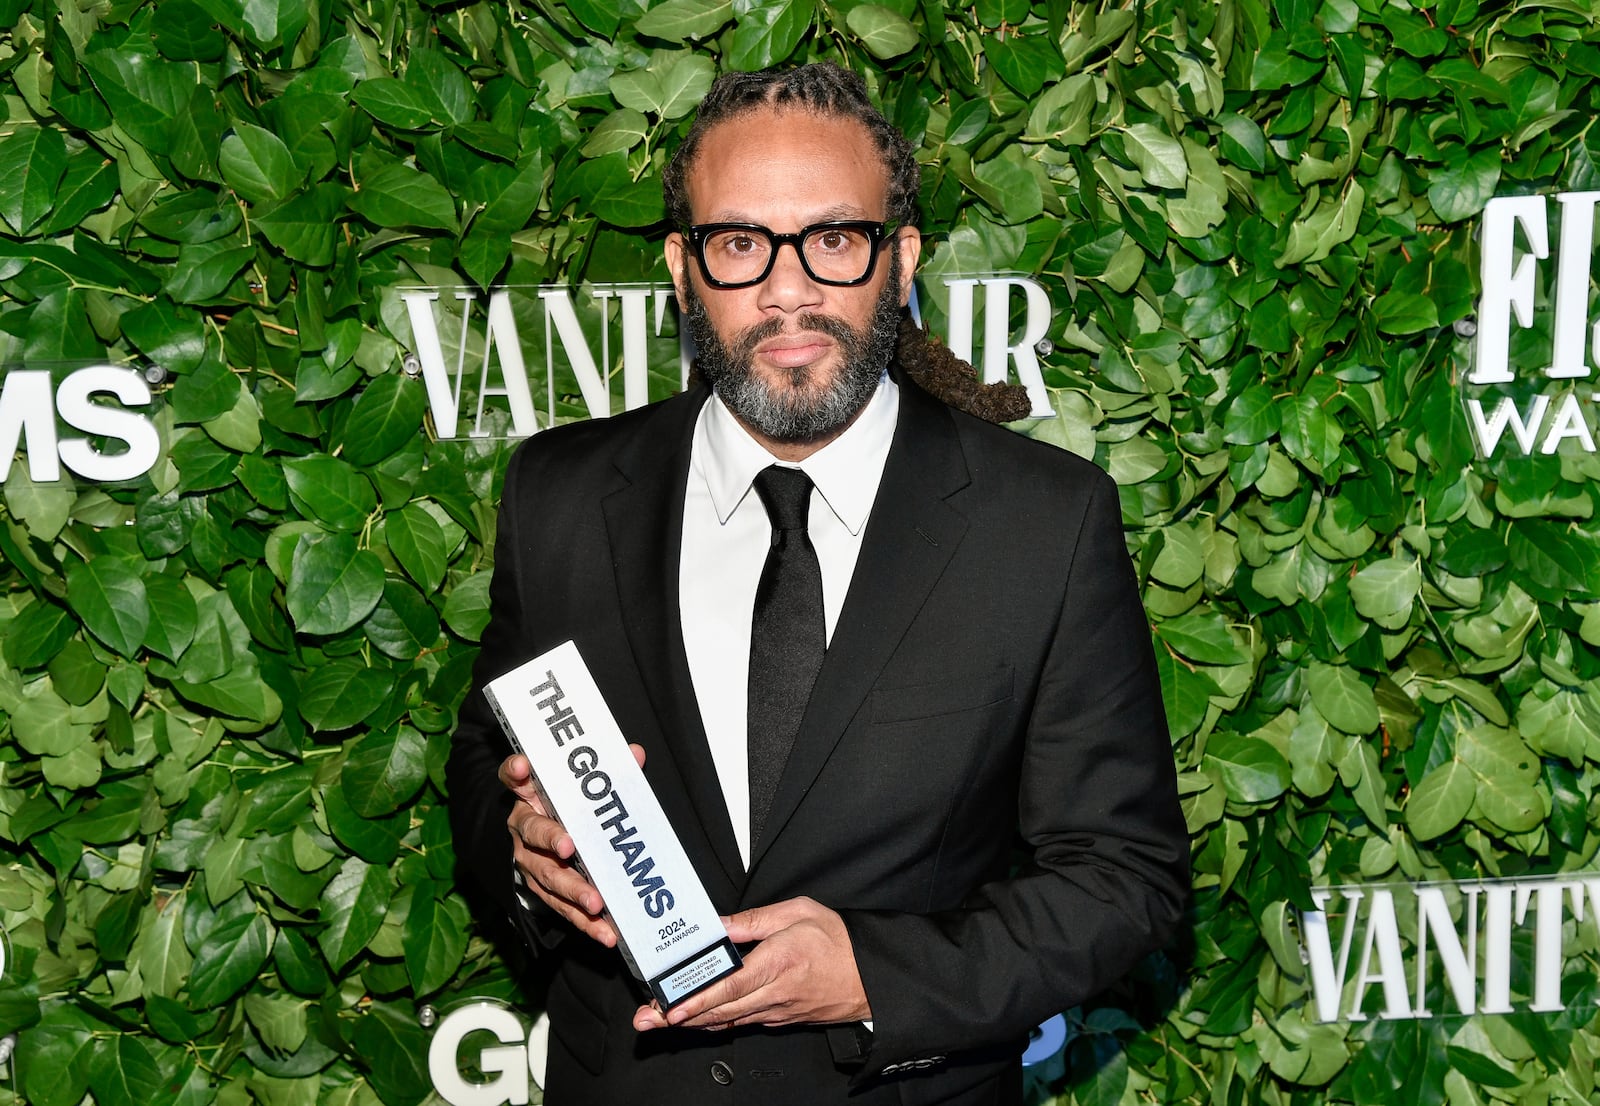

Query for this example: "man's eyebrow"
[699,204,880,225]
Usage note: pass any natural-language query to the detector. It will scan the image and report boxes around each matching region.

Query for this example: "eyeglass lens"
[700,226,877,285]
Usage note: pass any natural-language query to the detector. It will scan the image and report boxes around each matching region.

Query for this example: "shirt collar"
[696,373,899,536]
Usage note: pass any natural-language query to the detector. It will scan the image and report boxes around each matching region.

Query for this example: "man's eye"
[815,232,846,251]
[724,235,759,253]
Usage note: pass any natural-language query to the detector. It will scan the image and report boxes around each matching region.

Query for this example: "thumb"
[722,901,793,943]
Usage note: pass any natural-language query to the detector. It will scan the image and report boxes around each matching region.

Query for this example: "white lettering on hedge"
[0,366,159,483]
[1469,192,1600,457]
[401,277,1055,438]
[1466,393,1600,456]
[400,286,682,439]
[1301,875,1600,1022]
[944,276,1054,417]
[427,1003,544,1106]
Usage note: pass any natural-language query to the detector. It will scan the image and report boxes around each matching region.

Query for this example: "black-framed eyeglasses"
[684,220,898,289]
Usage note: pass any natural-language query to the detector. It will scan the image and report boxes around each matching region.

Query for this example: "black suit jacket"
[447,372,1188,1105]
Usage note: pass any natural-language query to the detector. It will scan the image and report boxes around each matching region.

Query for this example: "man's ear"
[894,227,922,305]
[665,233,688,300]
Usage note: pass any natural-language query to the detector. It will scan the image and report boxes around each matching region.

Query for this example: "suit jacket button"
[710,1060,734,1085]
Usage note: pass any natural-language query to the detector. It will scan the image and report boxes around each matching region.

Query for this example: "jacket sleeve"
[838,470,1190,1076]
[445,444,569,955]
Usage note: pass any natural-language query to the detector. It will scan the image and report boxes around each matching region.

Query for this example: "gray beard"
[682,254,903,445]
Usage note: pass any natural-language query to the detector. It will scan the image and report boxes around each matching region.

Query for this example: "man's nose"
[757,239,824,312]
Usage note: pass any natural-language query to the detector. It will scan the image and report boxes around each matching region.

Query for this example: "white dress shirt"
[680,375,899,868]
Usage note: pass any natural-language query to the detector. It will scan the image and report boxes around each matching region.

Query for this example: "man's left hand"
[633,896,870,1031]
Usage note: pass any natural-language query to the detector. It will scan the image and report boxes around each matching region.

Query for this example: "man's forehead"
[682,107,888,217]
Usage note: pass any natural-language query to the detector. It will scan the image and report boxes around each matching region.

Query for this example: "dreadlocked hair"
[895,314,1035,425]
[662,62,920,231]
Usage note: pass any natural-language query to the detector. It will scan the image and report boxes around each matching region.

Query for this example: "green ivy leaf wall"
[2,0,1600,1103]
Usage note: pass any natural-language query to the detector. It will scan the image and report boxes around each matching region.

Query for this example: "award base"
[649,937,743,1009]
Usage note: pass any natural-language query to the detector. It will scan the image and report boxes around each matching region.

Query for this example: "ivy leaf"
[341,374,427,467]
[727,0,812,70]
[1203,731,1291,804]
[1349,557,1421,621]
[255,182,349,267]
[283,454,376,531]
[352,78,436,129]
[18,1018,96,1106]
[243,993,308,1055]
[1157,611,1247,665]
[1427,146,1501,223]
[655,55,717,120]
[1307,663,1380,735]
[165,238,254,304]
[634,0,734,41]
[131,894,193,1000]
[341,725,427,817]
[1372,291,1439,335]
[349,1001,433,1105]
[0,126,68,233]
[1223,385,1281,445]
[65,557,150,658]
[1406,758,1475,840]
[219,123,298,204]
[1458,726,1543,833]
[441,571,492,642]
[350,162,458,232]
[1123,123,1187,189]
[285,532,385,636]
[152,0,228,60]
[318,856,393,970]
[300,658,395,733]
[971,148,1044,224]
[847,5,920,59]
[384,504,450,594]
[187,906,271,1006]
[3,599,78,670]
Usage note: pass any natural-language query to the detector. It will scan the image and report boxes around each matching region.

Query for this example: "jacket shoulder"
[503,387,705,483]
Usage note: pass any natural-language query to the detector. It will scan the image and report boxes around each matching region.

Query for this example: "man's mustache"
[731,313,859,356]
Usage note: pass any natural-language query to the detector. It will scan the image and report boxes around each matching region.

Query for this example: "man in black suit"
[447,63,1188,1104]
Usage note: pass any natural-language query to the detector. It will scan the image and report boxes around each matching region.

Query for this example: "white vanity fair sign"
[1300,871,1600,1022]
[1,275,1057,484]
[1468,192,1600,457]
[484,641,740,1009]
[394,273,1056,440]
[0,365,161,484]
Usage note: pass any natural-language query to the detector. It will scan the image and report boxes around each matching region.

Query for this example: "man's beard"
[681,253,903,445]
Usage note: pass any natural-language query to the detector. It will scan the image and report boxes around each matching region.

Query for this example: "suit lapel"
[602,387,746,891]
[748,378,971,871]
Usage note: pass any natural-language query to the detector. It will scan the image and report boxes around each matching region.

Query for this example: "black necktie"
[747,465,825,851]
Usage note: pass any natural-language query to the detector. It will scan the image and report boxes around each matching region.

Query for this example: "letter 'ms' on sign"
[1298,874,1600,1023]
[0,364,162,484]
[392,277,1056,440]
[1466,192,1600,458]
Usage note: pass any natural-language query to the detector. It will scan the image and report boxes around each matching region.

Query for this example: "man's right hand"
[499,747,644,947]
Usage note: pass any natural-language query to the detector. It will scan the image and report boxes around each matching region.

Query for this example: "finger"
[672,982,784,1029]
[722,897,806,943]
[530,883,618,946]
[509,803,575,857]
[665,955,779,1026]
[633,1004,670,1032]
[630,742,647,769]
[498,754,547,810]
[514,849,617,945]
[509,825,598,911]
[497,753,532,788]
